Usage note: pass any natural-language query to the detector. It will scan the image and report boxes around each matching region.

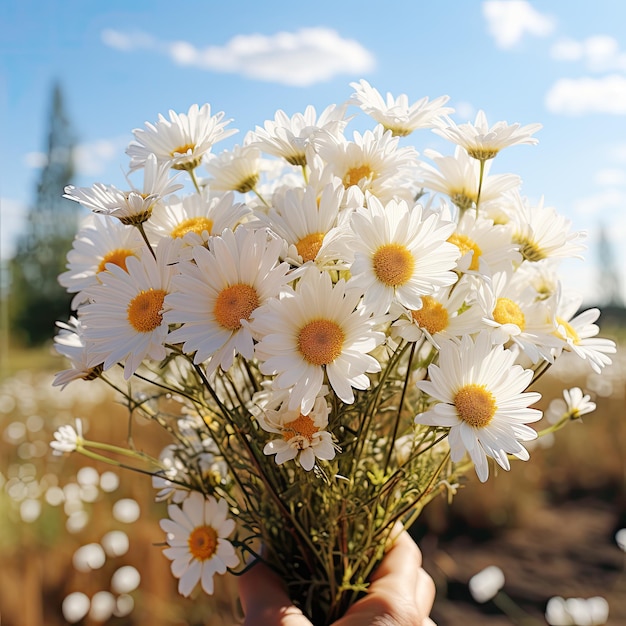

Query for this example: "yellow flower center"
[493,297,526,330]
[170,217,214,239]
[282,413,319,445]
[450,191,476,213]
[448,233,482,271]
[170,143,196,158]
[454,383,497,428]
[373,243,415,287]
[466,147,499,161]
[235,173,259,194]
[295,232,325,262]
[514,235,545,262]
[97,248,135,274]
[555,316,580,344]
[126,289,167,333]
[213,284,260,331]
[188,525,218,561]
[342,164,373,188]
[298,319,345,365]
[411,296,449,334]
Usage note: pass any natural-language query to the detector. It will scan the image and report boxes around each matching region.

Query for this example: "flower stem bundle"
[52,80,616,624]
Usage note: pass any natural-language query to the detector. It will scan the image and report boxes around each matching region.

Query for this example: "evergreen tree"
[9,82,79,345]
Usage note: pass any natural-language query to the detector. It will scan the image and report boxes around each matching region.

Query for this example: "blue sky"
[2,0,626,304]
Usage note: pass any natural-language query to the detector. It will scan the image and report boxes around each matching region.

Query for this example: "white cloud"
[101,29,155,52]
[101,27,375,87]
[73,137,127,177]
[550,35,626,72]
[24,151,48,168]
[594,169,626,186]
[482,0,555,49]
[23,138,127,178]
[573,187,626,216]
[545,75,626,115]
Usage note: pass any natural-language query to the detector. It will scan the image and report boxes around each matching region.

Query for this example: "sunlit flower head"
[127,103,237,172]
[165,227,292,375]
[545,596,609,626]
[252,267,385,414]
[315,125,419,203]
[552,294,616,373]
[258,392,336,471]
[64,154,183,225]
[160,491,239,597]
[349,80,453,137]
[59,213,145,308]
[204,144,261,193]
[479,271,563,364]
[415,332,542,482]
[259,181,349,268]
[434,110,542,161]
[468,566,505,603]
[145,190,251,252]
[347,196,459,316]
[81,237,182,379]
[53,317,103,389]
[546,387,596,425]
[418,146,521,214]
[391,280,485,348]
[505,192,587,262]
[447,210,521,278]
[50,418,84,454]
[249,103,349,166]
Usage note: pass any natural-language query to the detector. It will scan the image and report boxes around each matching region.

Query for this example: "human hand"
[238,527,436,626]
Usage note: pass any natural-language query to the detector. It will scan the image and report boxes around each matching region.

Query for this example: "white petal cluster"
[50,82,618,602]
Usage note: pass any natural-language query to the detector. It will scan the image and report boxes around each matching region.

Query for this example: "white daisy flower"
[259,181,349,267]
[258,392,336,471]
[50,418,84,454]
[59,213,145,308]
[447,210,521,279]
[418,146,521,214]
[479,271,563,364]
[391,280,485,348]
[552,294,617,373]
[145,190,251,251]
[468,566,505,603]
[505,191,587,262]
[81,237,182,379]
[315,125,419,203]
[204,144,261,193]
[546,387,596,425]
[415,332,542,482]
[347,195,459,316]
[64,154,183,225]
[249,103,349,166]
[251,267,385,414]
[165,227,291,375]
[160,491,239,597]
[127,103,237,172]
[348,79,453,137]
[53,317,103,389]
[434,110,542,161]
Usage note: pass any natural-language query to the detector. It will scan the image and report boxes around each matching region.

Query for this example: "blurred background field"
[0,322,624,626]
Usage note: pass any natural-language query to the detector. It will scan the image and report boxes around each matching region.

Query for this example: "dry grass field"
[0,329,624,626]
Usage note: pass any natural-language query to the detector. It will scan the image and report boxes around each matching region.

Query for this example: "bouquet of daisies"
[51,80,616,624]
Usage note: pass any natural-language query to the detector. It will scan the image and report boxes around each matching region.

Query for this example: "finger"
[369,528,423,594]
[337,530,434,626]
[238,561,311,626]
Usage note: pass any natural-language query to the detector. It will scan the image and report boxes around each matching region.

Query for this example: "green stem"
[135,222,156,259]
[189,168,202,194]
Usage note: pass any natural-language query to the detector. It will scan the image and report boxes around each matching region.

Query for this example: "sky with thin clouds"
[2,0,626,304]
